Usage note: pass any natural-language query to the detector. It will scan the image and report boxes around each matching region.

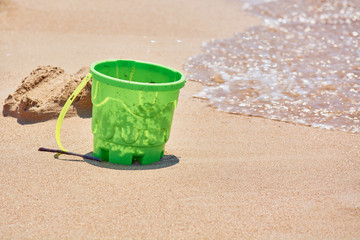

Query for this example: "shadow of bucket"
[52,152,180,170]
[84,152,180,170]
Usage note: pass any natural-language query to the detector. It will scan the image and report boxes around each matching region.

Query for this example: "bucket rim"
[90,59,186,91]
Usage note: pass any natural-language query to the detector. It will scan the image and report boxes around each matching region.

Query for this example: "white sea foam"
[185,0,360,133]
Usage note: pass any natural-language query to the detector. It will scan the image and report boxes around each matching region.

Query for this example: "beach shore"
[1,0,359,238]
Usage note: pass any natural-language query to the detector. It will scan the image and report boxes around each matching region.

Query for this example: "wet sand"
[1,0,359,239]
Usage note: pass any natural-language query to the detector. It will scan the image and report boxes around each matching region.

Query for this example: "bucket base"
[93,138,165,165]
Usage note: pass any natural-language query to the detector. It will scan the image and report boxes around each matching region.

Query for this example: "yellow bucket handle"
[55,73,92,152]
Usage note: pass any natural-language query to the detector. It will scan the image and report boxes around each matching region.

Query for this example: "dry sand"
[3,65,91,123]
[1,0,359,239]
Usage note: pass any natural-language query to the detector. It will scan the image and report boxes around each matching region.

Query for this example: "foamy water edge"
[185,0,360,133]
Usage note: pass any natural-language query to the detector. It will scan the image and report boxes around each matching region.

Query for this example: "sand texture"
[3,66,91,123]
[0,0,359,239]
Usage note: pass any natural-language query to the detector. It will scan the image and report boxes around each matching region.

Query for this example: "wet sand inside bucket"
[93,60,183,85]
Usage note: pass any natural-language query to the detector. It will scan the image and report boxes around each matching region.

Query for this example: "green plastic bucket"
[89,60,186,165]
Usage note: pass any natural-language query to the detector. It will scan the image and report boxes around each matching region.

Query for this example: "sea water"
[184,0,360,133]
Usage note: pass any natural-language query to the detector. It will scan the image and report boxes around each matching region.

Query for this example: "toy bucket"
[88,60,185,165]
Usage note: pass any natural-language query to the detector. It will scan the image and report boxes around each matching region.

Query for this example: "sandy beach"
[1,0,360,239]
